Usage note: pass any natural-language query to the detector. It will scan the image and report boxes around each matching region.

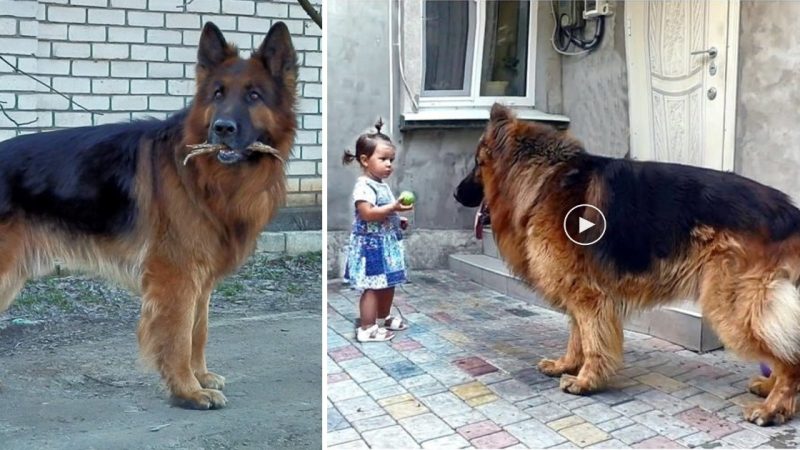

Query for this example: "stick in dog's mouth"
[183,142,284,165]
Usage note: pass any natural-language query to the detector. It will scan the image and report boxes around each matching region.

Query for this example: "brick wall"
[0,0,321,207]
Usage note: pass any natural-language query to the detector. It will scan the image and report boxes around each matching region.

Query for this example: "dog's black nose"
[213,119,237,137]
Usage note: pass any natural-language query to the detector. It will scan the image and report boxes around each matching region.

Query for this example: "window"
[422,0,537,109]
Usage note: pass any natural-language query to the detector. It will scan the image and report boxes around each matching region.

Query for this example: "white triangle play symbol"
[578,217,595,234]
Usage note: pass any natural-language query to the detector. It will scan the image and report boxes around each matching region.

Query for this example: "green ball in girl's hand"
[398,191,416,206]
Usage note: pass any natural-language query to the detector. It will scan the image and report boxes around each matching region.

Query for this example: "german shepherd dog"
[0,22,296,409]
[455,104,800,426]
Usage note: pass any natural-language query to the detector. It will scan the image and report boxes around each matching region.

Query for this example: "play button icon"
[578,217,595,234]
[564,204,606,246]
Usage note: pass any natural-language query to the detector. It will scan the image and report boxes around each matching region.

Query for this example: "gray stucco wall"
[735,1,800,202]
[327,0,392,231]
[560,2,629,158]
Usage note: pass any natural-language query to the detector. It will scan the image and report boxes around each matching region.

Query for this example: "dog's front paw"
[747,376,772,398]
[559,374,592,395]
[197,372,226,390]
[744,402,790,426]
[173,388,227,410]
[538,358,571,377]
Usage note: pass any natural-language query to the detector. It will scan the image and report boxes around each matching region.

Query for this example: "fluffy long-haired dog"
[0,22,296,409]
[455,104,800,426]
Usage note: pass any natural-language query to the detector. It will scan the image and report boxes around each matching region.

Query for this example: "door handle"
[690,46,717,59]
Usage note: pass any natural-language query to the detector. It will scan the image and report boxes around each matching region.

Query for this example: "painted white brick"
[53,76,91,93]
[16,94,38,110]
[186,0,219,13]
[0,1,37,19]
[304,21,321,37]
[0,94,16,109]
[130,44,166,61]
[36,41,51,58]
[92,43,129,59]
[95,112,130,124]
[165,13,200,29]
[112,95,146,111]
[256,2,287,18]
[34,59,69,75]
[131,79,165,94]
[223,31,252,50]
[301,145,321,160]
[167,79,194,96]
[146,29,181,44]
[148,62,183,78]
[303,82,321,98]
[52,42,91,58]
[0,110,37,127]
[298,67,319,83]
[110,61,147,78]
[68,24,106,41]
[183,63,194,77]
[131,111,167,120]
[38,22,68,39]
[47,6,87,23]
[16,57,37,73]
[70,0,108,7]
[304,51,321,68]
[34,110,53,127]
[0,37,36,55]
[72,60,109,76]
[110,0,146,8]
[92,78,128,94]
[289,4,312,19]
[295,129,317,145]
[19,19,37,36]
[201,14,235,30]
[127,10,163,27]
[144,0,182,11]
[71,94,110,110]
[39,93,72,110]
[87,8,125,24]
[149,95,184,111]
[238,16,271,33]
[287,160,315,176]
[300,177,322,192]
[222,1,254,15]
[292,36,318,52]
[282,19,304,35]
[0,129,18,141]
[297,97,318,115]
[36,2,46,20]
[182,30,200,46]
[302,114,321,130]
[0,18,17,34]
[168,46,196,63]
[54,111,92,127]
[108,26,145,43]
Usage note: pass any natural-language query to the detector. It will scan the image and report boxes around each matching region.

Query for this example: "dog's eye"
[248,91,261,102]
[213,88,224,100]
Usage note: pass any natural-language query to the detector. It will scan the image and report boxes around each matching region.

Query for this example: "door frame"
[624,0,740,172]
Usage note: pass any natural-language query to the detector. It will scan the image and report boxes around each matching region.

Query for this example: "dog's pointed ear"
[256,22,298,81]
[490,103,514,123]
[197,22,236,69]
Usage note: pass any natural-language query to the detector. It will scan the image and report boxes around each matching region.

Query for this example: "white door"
[625,0,739,171]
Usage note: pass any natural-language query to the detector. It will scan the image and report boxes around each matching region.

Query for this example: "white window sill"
[400,108,570,131]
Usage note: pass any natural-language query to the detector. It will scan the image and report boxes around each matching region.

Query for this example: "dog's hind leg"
[138,257,226,409]
[191,282,225,390]
[0,224,29,313]
[559,292,623,395]
[538,316,584,376]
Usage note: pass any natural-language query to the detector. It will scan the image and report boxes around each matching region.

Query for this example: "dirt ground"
[0,253,322,450]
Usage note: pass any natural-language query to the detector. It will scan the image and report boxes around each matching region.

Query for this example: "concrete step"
[449,252,721,352]
[482,228,499,258]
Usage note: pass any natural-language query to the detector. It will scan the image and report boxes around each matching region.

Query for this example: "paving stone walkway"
[327,270,800,449]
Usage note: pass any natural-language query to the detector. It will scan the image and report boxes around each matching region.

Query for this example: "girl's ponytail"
[342,149,357,165]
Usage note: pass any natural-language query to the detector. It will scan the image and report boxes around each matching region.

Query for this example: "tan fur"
[475,106,800,425]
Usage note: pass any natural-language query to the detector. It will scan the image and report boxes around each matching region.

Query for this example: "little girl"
[342,119,412,342]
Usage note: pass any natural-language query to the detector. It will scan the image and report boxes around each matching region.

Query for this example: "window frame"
[419,0,538,109]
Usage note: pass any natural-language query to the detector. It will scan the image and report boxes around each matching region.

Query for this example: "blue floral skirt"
[344,232,407,290]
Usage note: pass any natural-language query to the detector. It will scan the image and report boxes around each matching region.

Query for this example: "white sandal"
[381,315,409,331]
[356,324,395,342]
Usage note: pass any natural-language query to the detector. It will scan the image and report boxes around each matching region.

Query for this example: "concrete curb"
[257,230,322,255]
